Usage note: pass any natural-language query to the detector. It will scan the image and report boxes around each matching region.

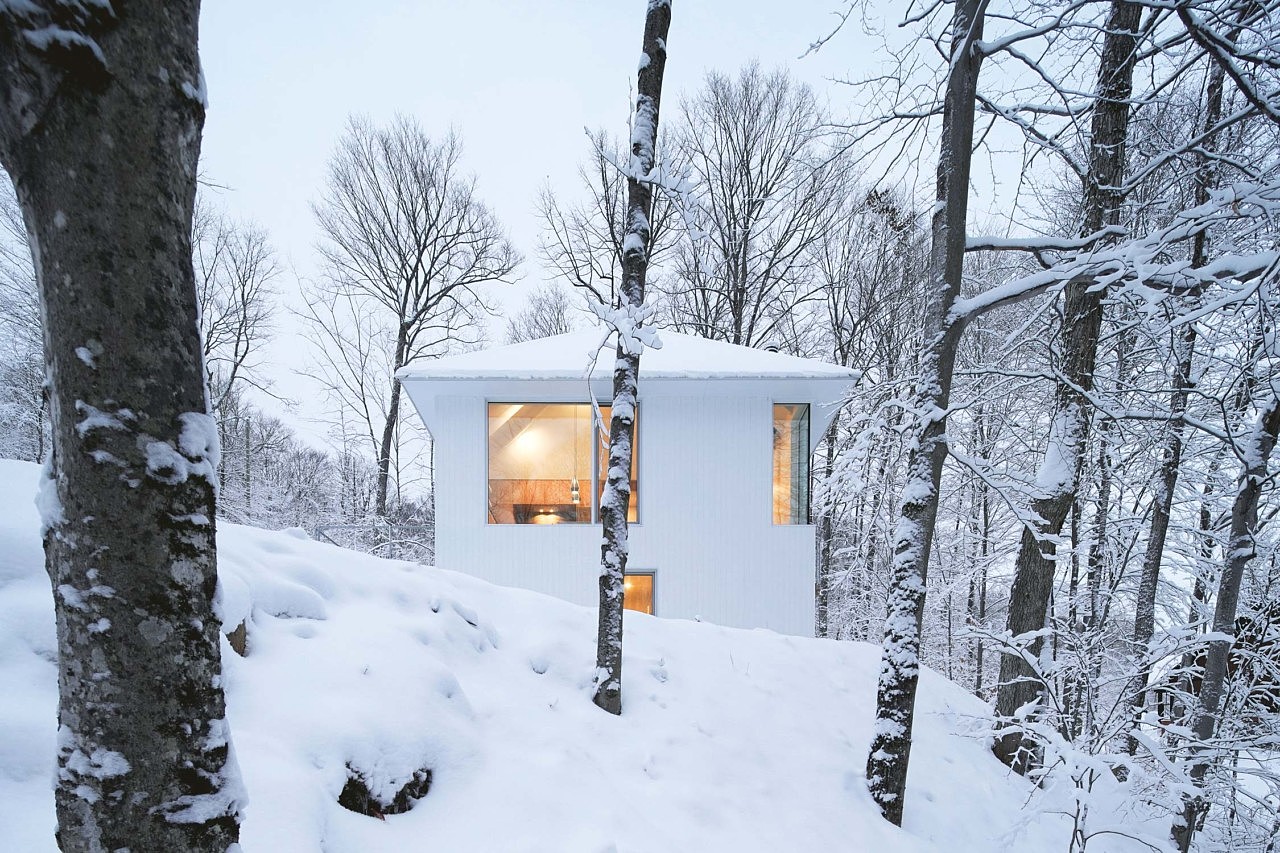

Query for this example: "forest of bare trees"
[2,0,1279,850]
[823,2,1280,849]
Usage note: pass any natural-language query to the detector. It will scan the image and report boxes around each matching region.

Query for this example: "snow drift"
[0,458,1120,851]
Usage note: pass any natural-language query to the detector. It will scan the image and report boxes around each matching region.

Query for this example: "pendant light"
[570,405,581,504]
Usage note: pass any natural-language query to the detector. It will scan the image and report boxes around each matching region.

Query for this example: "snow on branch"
[0,1,114,71]
[1176,3,1280,127]
[594,132,707,244]
[0,0,116,138]
[587,300,663,360]
[966,225,1127,255]
[951,179,1280,328]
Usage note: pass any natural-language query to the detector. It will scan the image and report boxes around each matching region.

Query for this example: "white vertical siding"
[427,387,816,637]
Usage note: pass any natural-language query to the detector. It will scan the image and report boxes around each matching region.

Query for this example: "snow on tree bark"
[1126,51,1230,754]
[0,2,242,850]
[593,0,672,716]
[1124,331,1192,744]
[864,0,986,826]
[993,0,1142,773]
[1173,395,1280,850]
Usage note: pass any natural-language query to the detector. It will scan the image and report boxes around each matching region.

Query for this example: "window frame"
[771,402,811,526]
[623,570,657,615]
[484,400,641,526]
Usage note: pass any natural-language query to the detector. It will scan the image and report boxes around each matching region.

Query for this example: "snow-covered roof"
[396,329,859,382]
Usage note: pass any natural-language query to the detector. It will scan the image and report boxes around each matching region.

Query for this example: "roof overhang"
[397,330,859,448]
[400,373,856,450]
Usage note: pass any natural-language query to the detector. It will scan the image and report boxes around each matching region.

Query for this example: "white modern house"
[397,329,857,637]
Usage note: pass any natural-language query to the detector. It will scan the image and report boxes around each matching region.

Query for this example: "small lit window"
[772,404,810,524]
[487,403,638,524]
[623,573,655,614]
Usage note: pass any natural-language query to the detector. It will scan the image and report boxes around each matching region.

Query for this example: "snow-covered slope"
[0,458,1105,852]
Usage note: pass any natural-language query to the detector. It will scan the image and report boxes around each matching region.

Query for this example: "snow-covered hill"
[0,458,1126,852]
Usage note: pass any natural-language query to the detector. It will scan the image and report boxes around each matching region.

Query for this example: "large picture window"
[772,403,810,524]
[488,403,638,524]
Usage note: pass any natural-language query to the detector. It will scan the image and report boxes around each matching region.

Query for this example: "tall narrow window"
[772,404,810,524]
[487,403,639,524]
[597,405,639,523]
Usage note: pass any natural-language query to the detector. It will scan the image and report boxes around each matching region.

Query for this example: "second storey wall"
[430,388,816,636]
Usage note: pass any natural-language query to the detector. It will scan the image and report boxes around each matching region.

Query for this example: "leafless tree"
[192,200,279,421]
[993,0,1146,773]
[593,0,672,717]
[310,115,520,517]
[811,0,1280,839]
[809,186,927,636]
[659,64,841,348]
[537,127,678,308]
[505,282,576,343]
[0,175,44,461]
[0,1,241,849]
[863,0,989,825]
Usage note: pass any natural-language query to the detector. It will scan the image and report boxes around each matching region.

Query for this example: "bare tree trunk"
[0,2,241,850]
[243,415,252,516]
[966,410,993,697]
[376,377,403,517]
[1192,464,1220,628]
[427,438,437,561]
[1086,418,1115,632]
[865,0,987,825]
[1128,31,1232,756]
[1174,397,1280,851]
[1063,498,1083,740]
[1125,327,1194,750]
[375,328,408,518]
[592,0,672,716]
[817,413,840,637]
[970,475,991,696]
[993,0,1142,772]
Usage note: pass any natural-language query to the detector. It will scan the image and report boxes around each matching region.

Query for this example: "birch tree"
[311,116,519,517]
[593,0,672,716]
[0,1,241,849]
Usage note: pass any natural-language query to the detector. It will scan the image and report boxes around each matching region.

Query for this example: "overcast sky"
[197,1,881,280]
[194,1,900,442]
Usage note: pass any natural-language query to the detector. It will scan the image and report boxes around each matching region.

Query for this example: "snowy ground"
[0,459,1153,851]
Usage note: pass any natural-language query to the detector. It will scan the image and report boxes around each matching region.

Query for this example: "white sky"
[196,1,893,444]
[195,0,1086,461]
[197,1,883,289]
